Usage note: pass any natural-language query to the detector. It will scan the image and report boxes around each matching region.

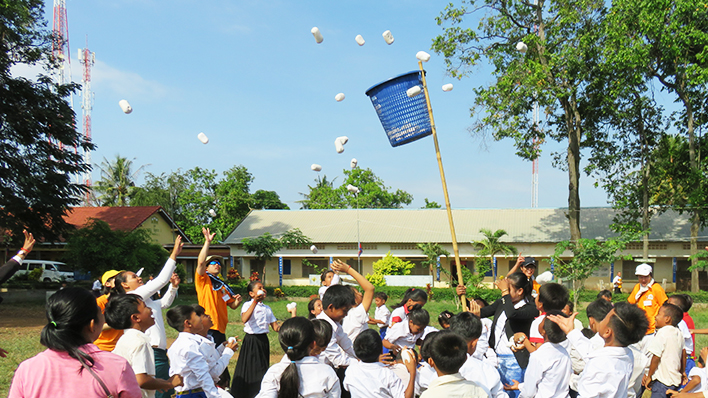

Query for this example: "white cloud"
[91,59,171,100]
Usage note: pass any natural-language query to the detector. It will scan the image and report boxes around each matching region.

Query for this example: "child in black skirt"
[231,281,279,398]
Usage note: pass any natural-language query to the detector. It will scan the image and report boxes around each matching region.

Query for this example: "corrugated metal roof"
[224,208,694,244]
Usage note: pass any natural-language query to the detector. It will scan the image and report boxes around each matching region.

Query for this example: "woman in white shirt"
[256,317,340,398]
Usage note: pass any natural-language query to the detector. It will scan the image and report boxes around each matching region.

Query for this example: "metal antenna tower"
[78,38,95,203]
[52,0,72,150]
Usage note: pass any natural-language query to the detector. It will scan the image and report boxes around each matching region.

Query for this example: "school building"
[224,208,706,292]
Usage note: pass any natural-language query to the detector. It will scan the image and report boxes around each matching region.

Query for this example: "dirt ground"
[0,303,46,328]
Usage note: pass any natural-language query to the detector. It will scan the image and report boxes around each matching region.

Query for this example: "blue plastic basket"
[365,70,432,147]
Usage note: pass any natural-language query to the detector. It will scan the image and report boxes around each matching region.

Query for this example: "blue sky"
[16,1,621,210]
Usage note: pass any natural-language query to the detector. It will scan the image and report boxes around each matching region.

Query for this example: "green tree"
[63,219,169,277]
[472,229,517,281]
[422,199,442,209]
[433,0,605,242]
[298,175,347,209]
[417,242,449,277]
[552,235,635,308]
[0,0,95,242]
[242,233,282,262]
[280,228,312,248]
[605,0,708,291]
[250,190,289,210]
[94,155,147,206]
[298,168,413,209]
[131,171,189,221]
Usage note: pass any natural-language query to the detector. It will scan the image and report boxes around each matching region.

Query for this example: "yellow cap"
[101,270,121,286]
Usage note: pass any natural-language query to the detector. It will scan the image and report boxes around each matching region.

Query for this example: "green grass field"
[2,295,708,396]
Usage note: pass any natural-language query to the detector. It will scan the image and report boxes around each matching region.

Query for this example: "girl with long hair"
[9,288,141,398]
[256,317,340,398]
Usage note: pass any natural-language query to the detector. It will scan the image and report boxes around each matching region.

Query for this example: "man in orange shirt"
[628,263,668,335]
[195,227,242,386]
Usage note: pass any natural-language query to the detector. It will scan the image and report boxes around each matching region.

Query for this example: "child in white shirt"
[107,294,183,398]
[166,305,219,398]
[191,305,238,390]
[644,303,686,397]
[388,288,428,328]
[384,308,429,352]
[416,331,440,396]
[335,260,375,342]
[420,332,487,398]
[318,270,340,300]
[449,312,505,398]
[679,348,708,394]
[256,317,340,398]
[505,311,571,398]
[344,329,416,398]
[232,281,279,398]
[547,301,650,398]
[369,292,391,340]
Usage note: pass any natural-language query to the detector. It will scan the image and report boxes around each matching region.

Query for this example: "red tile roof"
[64,206,163,232]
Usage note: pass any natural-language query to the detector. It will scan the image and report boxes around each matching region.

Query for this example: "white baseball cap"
[635,263,653,276]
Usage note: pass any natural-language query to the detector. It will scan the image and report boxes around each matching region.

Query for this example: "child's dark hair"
[279,317,315,398]
[597,290,613,301]
[320,269,334,282]
[104,293,142,330]
[429,331,467,374]
[353,329,383,363]
[581,328,594,339]
[375,291,388,301]
[586,299,613,323]
[408,308,430,328]
[669,294,691,313]
[307,297,321,320]
[438,310,454,328]
[507,272,533,302]
[311,319,332,348]
[661,303,683,327]
[448,312,482,343]
[543,310,567,344]
[246,280,262,293]
[610,302,649,346]
[322,284,356,310]
[392,288,428,310]
[474,297,489,307]
[40,288,101,369]
[565,301,574,313]
[420,331,440,361]
[191,304,206,316]
[538,283,569,312]
[166,305,195,332]
[110,271,131,295]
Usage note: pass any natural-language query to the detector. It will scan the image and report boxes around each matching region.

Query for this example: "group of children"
[9,253,708,398]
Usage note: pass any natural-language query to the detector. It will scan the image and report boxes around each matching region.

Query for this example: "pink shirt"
[9,344,142,398]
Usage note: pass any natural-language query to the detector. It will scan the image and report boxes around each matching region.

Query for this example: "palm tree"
[418,243,450,278]
[472,228,518,280]
[93,155,148,206]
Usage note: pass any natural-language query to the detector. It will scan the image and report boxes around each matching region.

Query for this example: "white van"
[14,260,75,283]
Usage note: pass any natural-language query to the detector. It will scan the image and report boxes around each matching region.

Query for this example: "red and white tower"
[53,0,72,88]
[52,0,72,151]
[78,39,95,202]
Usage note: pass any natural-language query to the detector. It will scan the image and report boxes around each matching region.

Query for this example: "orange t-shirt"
[628,282,668,334]
[93,294,124,351]
[195,272,235,334]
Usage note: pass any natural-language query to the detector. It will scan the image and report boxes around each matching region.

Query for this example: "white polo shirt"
[385,319,424,349]
[112,328,155,398]
[241,300,277,334]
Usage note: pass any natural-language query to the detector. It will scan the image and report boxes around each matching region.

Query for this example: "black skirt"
[231,333,270,398]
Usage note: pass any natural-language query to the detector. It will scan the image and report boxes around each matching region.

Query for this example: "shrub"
[366,252,414,286]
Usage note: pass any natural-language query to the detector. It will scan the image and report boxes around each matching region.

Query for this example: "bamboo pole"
[418,61,467,312]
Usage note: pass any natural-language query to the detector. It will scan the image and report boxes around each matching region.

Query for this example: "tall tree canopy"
[433,0,605,241]
[0,0,95,242]
[298,168,413,209]
[131,165,288,243]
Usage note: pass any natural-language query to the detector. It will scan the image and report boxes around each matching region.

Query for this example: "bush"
[366,252,414,286]
[28,268,42,281]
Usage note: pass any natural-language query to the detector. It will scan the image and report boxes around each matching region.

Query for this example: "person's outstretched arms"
[196,228,215,276]
[133,236,182,300]
[506,253,524,278]
[331,259,375,311]
[0,230,35,285]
